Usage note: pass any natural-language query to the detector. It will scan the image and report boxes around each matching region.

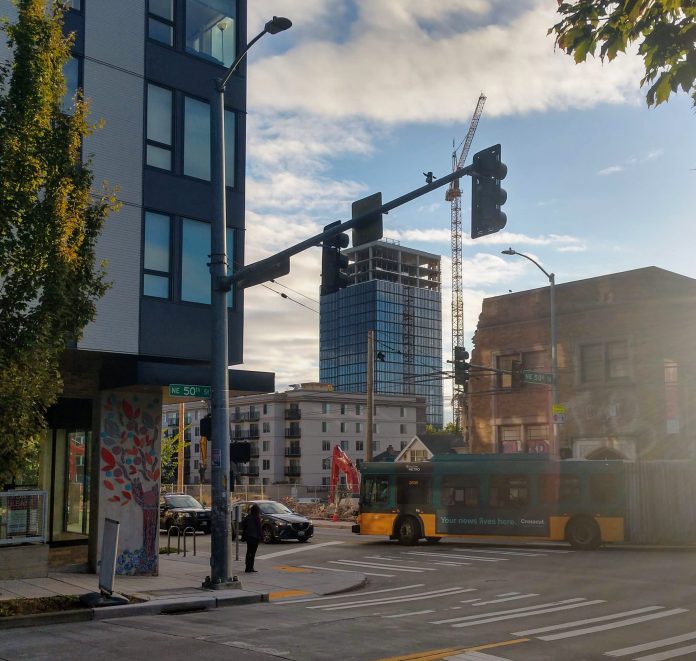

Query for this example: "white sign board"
[99,518,120,595]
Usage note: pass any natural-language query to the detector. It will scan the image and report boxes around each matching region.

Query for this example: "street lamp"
[501,248,558,455]
[206,15,292,590]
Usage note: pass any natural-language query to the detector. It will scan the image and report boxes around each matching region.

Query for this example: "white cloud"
[598,165,624,176]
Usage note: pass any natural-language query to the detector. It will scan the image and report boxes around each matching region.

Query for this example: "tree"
[550,1,696,107]
[0,0,118,484]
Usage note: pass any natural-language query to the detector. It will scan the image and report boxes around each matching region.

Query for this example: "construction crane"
[445,93,486,432]
[329,445,360,505]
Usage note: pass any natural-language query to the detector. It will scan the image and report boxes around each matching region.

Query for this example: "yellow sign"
[552,404,566,414]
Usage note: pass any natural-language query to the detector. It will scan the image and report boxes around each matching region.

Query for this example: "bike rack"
[165,526,197,556]
[182,526,196,557]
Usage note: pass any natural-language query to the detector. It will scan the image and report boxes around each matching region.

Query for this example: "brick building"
[469,267,696,460]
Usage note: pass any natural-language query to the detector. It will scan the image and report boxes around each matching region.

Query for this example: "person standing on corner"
[242,503,262,573]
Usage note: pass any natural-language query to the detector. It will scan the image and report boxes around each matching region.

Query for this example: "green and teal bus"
[353,455,625,549]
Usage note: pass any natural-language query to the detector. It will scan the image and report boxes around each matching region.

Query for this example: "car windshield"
[167,495,203,509]
[258,502,292,515]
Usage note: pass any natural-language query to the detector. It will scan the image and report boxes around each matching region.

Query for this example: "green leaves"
[550,0,696,108]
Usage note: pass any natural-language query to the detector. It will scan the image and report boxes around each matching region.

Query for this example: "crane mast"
[446,93,486,432]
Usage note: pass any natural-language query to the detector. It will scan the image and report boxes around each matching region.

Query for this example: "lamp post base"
[202,575,242,590]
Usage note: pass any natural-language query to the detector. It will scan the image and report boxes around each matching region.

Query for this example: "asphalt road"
[2,529,696,660]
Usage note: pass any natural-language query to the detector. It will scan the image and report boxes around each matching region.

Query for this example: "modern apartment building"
[319,239,444,428]
[469,267,696,460]
[162,383,427,487]
[0,0,274,576]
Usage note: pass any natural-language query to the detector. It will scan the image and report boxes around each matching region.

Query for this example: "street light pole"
[501,248,558,455]
[206,16,292,589]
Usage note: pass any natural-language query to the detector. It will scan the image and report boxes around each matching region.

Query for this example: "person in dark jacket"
[242,504,262,573]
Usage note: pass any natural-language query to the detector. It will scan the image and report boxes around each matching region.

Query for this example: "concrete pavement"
[0,521,363,629]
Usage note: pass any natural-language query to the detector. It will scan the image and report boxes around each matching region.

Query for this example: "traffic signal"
[454,346,470,385]
[471,144,507,239]
[199,413,211,439]
[230,442,251,463]
[320,221,350,295]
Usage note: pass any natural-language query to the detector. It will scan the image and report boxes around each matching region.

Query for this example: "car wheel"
[261,524,275,544]
[566,516,601,550]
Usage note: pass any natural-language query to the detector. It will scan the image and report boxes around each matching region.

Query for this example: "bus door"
[359,474,395,535]
[396,474,432,515]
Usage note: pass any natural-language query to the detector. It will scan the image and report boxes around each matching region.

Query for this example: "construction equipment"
[329,445,360,505]
[445,93,486,431]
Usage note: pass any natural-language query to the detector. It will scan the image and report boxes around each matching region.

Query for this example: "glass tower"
[320,240,444,428]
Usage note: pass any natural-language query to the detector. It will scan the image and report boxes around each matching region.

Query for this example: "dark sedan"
[233,500,314,543]
[159,493,211,533]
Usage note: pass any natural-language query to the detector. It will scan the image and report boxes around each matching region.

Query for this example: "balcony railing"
[230,411,260,423]
[239,465,260,476]
[249,448,260,458]
[284,447,301,457]
[284,466,301,477]
[285,427,301,439]
[284,408,301,421]
[231,430,260,441]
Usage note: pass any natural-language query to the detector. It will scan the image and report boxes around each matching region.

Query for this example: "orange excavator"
[329,445,360,504]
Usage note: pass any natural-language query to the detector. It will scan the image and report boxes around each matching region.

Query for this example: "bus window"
[441,475,479,507]
[590,473,619,504]
[362,476,390,505]
[539,474,581,505]
[490,475,528,508]
[397,476,432,505]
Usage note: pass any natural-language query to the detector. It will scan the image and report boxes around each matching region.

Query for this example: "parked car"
[159,493,211,534]
[232,500,314,544]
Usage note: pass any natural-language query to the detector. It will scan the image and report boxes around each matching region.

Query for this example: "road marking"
[272,565,311,573]
[275,583,425,605]
[434,561,471,566]
[514,605,666,636]
[300,564,393,577]
[631,642,696,660]
[329,560,429,572]
[450,600,606,628]
[473,594,539,606]
[605,630,696,657]
[403,551,506,563]
[310,587,476,612]
[375,637,529,661]
[451,548,546,557]
[256,540,343,560]
[384,609,436,619]
[445,652,514,660]
[432,598,588,624]
[497,592,521,597]
[537,608,688,641]
[268,589,311,601]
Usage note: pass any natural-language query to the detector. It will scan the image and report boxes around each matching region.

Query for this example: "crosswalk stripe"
[255,540,343,560]
[364,556,438,567]
[275,583,425,605]
[605,630,696,657]
[473,594,539,606]
[445,652,515,660]
[537,608,688,641]
[329,560,431,572]
[310,587,476,611]
[432,598,588,624]
[300,565,394,578]
[404,551,506,563]
[435,561,472,566]
[384,609,436,619]
[514,606,665,636]
[632,642,696,661]
[450,548,545,557]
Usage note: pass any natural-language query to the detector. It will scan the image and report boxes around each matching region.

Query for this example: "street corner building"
[0,0,274,579]
[468,267,696,460]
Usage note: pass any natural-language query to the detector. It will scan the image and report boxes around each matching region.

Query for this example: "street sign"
[169,384,211,398]
[553,413,566,424]
[552,404,566,414]
[523,370,554,385]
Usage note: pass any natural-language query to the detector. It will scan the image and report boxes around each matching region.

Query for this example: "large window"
[185,0,236,67]
[143,212,171,298]
[184,96,210,180]
[146,84,173,170]
[62,57,80,112]
[441,475,479,507]
[148,0,174,46]
[489,475,528,508]
[581,340,629,383]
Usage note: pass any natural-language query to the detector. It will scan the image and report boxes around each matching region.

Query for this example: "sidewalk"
[0,523,363,629]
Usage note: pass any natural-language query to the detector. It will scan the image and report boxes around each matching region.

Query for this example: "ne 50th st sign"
[169,384,211,398]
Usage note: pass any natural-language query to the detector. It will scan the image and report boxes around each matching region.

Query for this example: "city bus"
[352,454,626,549]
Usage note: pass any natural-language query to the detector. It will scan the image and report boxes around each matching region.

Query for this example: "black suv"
[233,500,313,543]
[159,493,211,533]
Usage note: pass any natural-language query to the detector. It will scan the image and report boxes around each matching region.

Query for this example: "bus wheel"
[566,516,601,550]
[425,537,441,544]
[397,517,420,546]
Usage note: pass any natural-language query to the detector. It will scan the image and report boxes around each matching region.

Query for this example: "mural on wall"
[100,393,161,575]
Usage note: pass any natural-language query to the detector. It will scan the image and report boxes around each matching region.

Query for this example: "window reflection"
[185,0,236,67]
[184,96,210,180]
[62,57,80,112]
[147,84,173,170]
[143,211,170,298]
[182,218,210,303]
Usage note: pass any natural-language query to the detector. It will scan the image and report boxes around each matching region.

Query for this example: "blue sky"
[237,1,696,422]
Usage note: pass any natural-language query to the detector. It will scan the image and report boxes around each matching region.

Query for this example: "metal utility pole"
[366,329,374,463]
[177,402,185,491]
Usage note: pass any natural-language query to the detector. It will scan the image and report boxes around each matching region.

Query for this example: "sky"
[236,0,696,423]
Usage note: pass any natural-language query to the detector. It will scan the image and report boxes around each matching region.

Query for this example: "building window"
[400,407,406,417]
[185,0,236,67]
[355,422,362,433]
[262,422,270,433]
[340,404,346,415]
[340,422,346,433]
[320,457,330,470]
[148,0,174,46]
[408,449,429,462]
[607,341,629,379]
[146,83,172,170]
[526,425,549,453]
[321,422,328,433]
[372,423,378,434]
[499,425,521,453]
[143,211,170,298]
[340,440,349,451]
[355,404,361,415]
[223,110,235,188]
[401,440,407,449]
[321,477,330,486]
[262,440,270,452]
[263,404,268,414]
[322,403,330,414]
[356,440,363,451]
[372,440,379,451]
[322,441,330,451]
[262,459,270,470]
[400,424,407,434]
[194,459,199,469]
[184,96,210,180]
[62,56,80,112]
[65,0,81,10]
[581,340,629,383]
[194,443,199,453]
